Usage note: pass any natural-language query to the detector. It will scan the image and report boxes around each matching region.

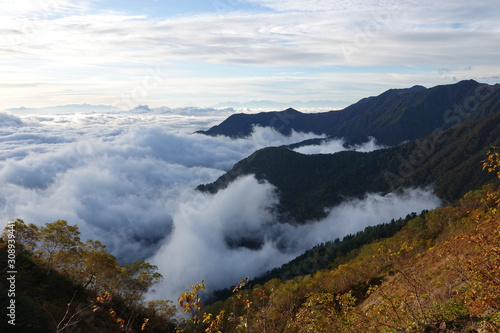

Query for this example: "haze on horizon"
[1,0,500,111]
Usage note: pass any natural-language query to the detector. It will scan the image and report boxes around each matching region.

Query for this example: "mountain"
[198,80,500,146]
[197,111,500,223]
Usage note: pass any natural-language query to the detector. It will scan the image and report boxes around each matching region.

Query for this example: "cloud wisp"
[293,136,386,154]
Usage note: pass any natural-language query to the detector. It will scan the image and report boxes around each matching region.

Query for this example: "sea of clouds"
[0,109,441,301]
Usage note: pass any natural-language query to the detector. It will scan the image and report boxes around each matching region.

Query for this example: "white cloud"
[293,137,386,154]
[149,175,292,300]
[138,5,500,69]
[240,0,372,12]
[293,188,440,248]
[0,112,322,259]
[351,137,388,152]
[0,113,24,127]
[0,0,90,16]
[293,138,346,154]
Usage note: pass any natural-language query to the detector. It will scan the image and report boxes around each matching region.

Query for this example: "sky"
[1,0,500,111]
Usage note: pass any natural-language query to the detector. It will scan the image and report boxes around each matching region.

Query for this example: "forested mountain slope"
[198,112,500,222]
[194,152,500,333]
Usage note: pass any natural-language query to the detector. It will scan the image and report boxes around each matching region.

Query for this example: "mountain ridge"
[197,111,500,223]
[197,80,500,146]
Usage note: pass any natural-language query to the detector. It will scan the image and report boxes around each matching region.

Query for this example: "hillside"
[197,80,500,146]
[192,152,500,333]
[198,112,500,223]
[0,220,177,333]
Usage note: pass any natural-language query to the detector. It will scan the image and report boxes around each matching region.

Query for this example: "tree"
[36,220,82,275]
[178,281,205,331]
[144,300,177,331]
[1,219,173,332]
[482,146,500,179]
[459,147,500,328]
[119,260,164,305]
[69,239,120,292]
[1,219,39,252]
[111,260,165,331]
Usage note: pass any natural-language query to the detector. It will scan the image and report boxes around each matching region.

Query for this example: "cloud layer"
[0,110,320,259]
[0,110,441,301]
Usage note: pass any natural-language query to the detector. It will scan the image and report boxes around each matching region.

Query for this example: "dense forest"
[1,149,499,332]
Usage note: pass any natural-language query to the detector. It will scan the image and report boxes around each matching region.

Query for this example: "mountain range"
[197,80,500,224]
[198,80,500,146]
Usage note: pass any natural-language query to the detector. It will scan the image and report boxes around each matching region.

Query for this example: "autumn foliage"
[0,219,176,333]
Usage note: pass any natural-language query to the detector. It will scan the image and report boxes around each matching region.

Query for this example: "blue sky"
[101,0,265,17]
[1,0,499,110]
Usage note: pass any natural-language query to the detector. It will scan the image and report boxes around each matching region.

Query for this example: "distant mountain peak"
[409,84,427,91]
[130,105,152,113]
